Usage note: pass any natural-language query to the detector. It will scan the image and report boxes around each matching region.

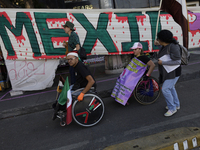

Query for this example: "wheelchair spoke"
[134,76,161,105]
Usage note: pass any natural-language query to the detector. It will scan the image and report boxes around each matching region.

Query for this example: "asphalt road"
[1,77,200,150]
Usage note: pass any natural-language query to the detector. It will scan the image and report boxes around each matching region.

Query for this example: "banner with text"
[0,8,200,91]
[6,59,59,91]
[0,8,200,61]
[111,57,147,106]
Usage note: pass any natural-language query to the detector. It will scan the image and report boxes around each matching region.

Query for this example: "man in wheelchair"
[68,52,96,99]
[52,52,96,120]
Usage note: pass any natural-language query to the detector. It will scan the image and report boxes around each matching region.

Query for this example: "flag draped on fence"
[160,0,189,49]
[58,76,72,125]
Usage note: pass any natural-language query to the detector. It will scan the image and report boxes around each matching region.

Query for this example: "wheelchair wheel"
[134,76,161,105]
[72,94,104,127]
[60,121,66,127]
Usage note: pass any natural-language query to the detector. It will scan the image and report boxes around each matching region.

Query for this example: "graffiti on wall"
[0,9,199,61]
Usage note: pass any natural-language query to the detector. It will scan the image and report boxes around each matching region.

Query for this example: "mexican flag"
[160,0,189,48]
[58,76,72,125]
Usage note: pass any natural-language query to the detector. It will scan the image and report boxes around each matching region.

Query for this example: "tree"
[0,0,16,8]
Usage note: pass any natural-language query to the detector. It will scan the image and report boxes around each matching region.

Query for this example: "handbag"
[64,41,69,55]
[78,47,87,60]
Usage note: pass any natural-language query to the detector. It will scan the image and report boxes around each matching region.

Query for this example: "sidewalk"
[0,48,200,120]
[104,127,200,150]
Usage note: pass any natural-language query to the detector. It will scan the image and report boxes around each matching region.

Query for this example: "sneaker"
[166,106,180,110]
[164,110,177,117]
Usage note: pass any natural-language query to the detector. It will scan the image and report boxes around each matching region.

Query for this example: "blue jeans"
[162,76,180,111]
[70,85,81,96]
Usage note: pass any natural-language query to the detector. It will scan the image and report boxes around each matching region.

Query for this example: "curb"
[0,102,52,120]
[103,127,200,150]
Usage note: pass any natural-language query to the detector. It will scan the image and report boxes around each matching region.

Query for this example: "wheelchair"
[131,75,161,105]
[53,87,105,127]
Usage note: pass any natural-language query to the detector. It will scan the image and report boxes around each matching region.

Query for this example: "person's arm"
[154,39,160,45]
[146,60,155,76]
[76,44,80,51]
[82,75,95,94]
[77,75,95,101]
[169,44,181,60]
[158,44,181,66]
[158,59,181,66]
[63,41,67,47]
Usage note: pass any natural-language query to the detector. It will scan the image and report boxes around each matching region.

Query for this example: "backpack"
[178,44,190,65]
[168,44,190,65]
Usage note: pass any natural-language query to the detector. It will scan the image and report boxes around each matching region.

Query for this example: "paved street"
[1,77,200,150]
[0,48,200,149]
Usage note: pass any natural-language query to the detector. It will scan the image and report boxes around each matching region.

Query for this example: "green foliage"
[10,0,25,8]
[10,0,46,8]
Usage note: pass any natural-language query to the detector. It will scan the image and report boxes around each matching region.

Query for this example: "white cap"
[130,42,143,49]
[67,52,78,57]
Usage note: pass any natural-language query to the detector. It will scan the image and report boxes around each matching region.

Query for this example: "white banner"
[5,59,59,91]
